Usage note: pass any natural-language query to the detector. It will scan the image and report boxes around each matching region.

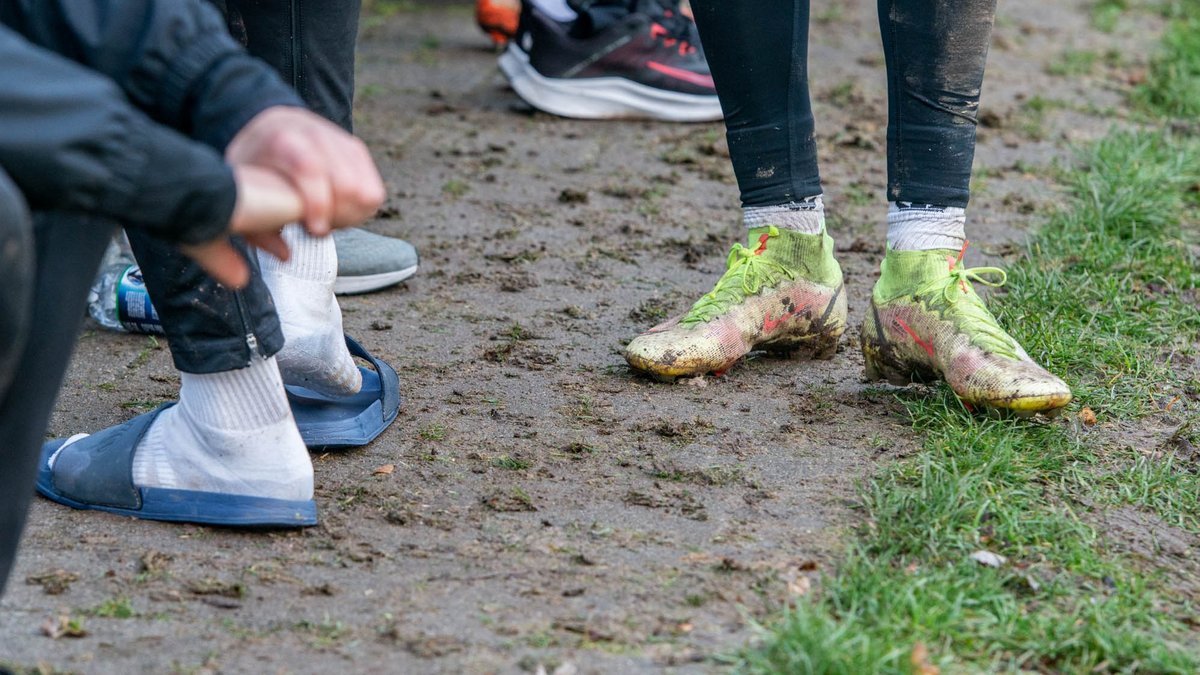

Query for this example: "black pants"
[133,0,361,375]
[690,0,996,208]
[0,168,113,594]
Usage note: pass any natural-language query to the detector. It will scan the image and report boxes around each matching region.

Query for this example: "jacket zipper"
[290,0,302,91]
[233,289,259,360]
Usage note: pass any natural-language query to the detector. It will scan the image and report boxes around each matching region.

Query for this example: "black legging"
[689,0,997,209]
[0,169,112,594]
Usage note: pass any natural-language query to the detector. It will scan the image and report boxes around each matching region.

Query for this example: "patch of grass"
[418,423,447,441]
[88,596,136,619]
[1091,0,1128,32]
[441,179,470,198]
[742,127,1200,671]
[1101,451,1200,532]
[293,617,349,649]
[1046,49,1099,76]
[1134,0,1200,118]
[491,455,531,471]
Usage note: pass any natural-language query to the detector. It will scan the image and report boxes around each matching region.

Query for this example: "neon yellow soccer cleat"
[861,243,1071,416]
[625,226,847,379]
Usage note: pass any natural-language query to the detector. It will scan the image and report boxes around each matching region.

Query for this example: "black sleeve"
[0,26,235,245]
[1,0,304,151]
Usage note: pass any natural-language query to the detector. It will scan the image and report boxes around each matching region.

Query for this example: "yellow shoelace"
[682,227,795,325]
[913,242,1019,361]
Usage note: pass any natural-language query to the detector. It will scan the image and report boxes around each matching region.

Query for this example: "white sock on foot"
[258,225,361,397]
[744,196,826,234]
[130,355,313,501]
[886,202,966,251]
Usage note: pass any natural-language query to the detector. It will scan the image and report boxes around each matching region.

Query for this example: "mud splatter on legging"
[688,0,997,209]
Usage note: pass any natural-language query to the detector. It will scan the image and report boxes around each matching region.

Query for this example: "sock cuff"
[258,224,337,283]
[179,355,292,430]
[886,202,966,251]
[744,196,825,234]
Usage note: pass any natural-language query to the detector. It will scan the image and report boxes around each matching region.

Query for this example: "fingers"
[319,133,386,228]
[245,232,291,262]
[226,106,385,235]
[179,239,250,289]
[278,134,335,235]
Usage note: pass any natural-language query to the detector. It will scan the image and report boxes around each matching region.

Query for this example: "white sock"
[744,196,825,234]
[531,0,577,22]
[886,202,967,251]
[130,355,313,501]
[257,225,361,397]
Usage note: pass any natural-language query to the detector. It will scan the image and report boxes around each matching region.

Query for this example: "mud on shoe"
[625,226,847,380]
[861,243,1071,416]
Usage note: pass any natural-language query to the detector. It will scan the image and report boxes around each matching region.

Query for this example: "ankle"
[743,196,825,235]
[886,202,966,252]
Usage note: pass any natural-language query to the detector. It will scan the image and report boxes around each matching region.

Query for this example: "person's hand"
[180,165,304,289]
[225,106,386,236]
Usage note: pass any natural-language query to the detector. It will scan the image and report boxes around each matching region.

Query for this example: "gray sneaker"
[332,228,419,295]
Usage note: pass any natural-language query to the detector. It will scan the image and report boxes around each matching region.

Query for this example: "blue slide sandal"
[36,405,317,527]
[287,335,401,450]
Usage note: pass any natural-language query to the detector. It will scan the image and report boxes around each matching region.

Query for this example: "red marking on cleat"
[753,233,770,255]
[950,240,970,294]
[895,317,935,358]
[762,304,808,333]
[650,23,668,39]
[712,368,727,377]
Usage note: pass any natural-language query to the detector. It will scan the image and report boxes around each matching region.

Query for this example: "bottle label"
[116,266,165,334]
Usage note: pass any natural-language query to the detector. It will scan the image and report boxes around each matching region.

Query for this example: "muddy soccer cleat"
[625,226,847,379]
[477,0,520,45]
[861,243,1071,416]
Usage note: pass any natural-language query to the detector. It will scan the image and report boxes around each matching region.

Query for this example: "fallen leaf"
[373,464,395,475]
[970,550,1007,568]
[911,642,940,675]
[1080,407,1097,426]
[787,575,812,597]
[41,614,88,639]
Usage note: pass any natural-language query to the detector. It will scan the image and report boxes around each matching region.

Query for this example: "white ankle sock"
[744,196,825,234]
[130,355,313,501]
[258,225,361,397]
[886,202,967,251]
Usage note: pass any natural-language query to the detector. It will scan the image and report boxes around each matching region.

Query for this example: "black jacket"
[0,0,303,244]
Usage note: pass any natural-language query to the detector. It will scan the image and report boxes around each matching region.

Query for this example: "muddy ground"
[0,2,1169,673]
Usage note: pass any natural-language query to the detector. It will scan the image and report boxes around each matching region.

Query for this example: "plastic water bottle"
[87,237,164,334]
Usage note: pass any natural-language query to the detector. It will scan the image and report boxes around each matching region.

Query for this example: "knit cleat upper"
[625,226,847,379]
[861,243,1071,416]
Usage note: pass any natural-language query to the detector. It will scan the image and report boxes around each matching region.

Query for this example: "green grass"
[741,26,1200,671]
[1091,0,1129,33]
[1046,49,1099,77]
[1134,0,1200,118]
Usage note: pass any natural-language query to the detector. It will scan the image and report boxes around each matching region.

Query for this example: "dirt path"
[0,2,1162,673]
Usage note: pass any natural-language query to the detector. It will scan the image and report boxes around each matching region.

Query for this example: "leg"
[125,229,284,374]
[623,0,847,379]
[226,0,361,132]
[862,0,1070,415]
[226,0,419,296]
[0,173,112,592]
[690,0,820,207]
